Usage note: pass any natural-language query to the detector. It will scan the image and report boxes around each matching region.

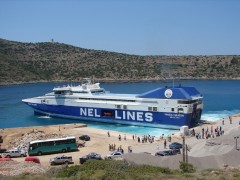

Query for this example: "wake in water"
[38,115,51,119]
[202,109,240,121]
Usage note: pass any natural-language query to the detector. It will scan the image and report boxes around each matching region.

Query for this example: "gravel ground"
[0,161,47,177]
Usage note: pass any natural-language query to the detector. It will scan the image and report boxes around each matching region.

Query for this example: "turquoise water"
[0,80,240,136]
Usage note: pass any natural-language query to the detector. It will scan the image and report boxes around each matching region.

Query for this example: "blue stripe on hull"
[26,103,193,130]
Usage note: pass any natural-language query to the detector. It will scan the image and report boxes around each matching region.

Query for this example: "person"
[118,134,121,141]
[222,118,224,125]
[229,116,232,124]
[124,134,126,140]
[202,128,205,139]
[132,135,134,140]
[164,139,167,149]
[107,131,110,137]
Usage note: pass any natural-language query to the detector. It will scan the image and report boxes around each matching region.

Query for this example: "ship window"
[115,105,121,109]
[178,100,198,104]
[171,108,174,112]
[148,106,158,112]
[123,105,127,110]
[178,108,184,114]
[91,90,105,94]
[74,91,88,94]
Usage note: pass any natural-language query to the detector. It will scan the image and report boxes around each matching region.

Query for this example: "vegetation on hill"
[0,38,240,84]
[8,160,240,180]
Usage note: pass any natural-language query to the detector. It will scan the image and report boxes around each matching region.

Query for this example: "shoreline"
[1,78,240,86]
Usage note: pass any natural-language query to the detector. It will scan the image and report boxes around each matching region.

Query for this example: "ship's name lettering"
[165,113,184,118]
[80,108,153,122]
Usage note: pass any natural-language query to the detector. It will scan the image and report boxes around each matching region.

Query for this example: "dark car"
[0,148,7,153]
[79,152,102,164]
[79,135,91,141]
[169,142,183,149]
[155,149,179,156]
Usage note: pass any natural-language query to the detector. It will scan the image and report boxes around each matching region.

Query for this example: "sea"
[0,80,240,137]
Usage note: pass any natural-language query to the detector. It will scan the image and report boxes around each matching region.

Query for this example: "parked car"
[169,142,183,149]
[4,148,26,158]
[50,155,73,165]
[155,149,180,156]
[0,157,13,161]
[79,135,90,141]
[106,151,123,159]
[79,152,102,164]
[25,156,40,164]
[0,148,7,153]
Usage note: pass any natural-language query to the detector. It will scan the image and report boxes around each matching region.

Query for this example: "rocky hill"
[0,38,239,84]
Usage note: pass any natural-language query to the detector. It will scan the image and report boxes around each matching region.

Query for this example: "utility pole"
[234,136,239,150]
[182,136,185,162]
[186,144,188,164]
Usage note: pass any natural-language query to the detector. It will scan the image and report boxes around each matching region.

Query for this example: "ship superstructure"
[22,79,203,129]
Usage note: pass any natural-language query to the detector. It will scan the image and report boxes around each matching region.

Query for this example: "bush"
[179,161,196,173]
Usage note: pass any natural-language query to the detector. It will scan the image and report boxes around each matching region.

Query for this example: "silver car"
[106,151,123,159]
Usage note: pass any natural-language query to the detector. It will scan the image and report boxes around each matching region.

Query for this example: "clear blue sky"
[0,0,239,55]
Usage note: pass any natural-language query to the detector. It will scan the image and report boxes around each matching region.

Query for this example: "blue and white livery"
[22,79,203,129]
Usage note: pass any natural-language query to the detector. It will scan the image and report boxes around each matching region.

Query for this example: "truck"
[4,148,26,158]
[49,155,73,165]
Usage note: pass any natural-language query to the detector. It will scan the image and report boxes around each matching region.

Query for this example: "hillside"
[0,38,240,84]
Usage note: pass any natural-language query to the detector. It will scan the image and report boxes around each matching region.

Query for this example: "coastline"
[1,77,240,86]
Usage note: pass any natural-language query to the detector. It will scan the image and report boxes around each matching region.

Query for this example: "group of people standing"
[193,116,237,140]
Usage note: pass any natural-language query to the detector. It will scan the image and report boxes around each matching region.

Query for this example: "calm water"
[0,80,240,136]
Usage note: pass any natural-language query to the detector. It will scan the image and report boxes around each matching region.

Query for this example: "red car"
[25,156,40,164]
[0,157,13,161]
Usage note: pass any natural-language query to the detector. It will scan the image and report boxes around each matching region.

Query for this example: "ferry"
[22,79,203,129]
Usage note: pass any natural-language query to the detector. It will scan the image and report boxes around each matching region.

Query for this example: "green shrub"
[179,161,195,173]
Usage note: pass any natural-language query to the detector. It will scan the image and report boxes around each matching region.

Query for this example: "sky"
[0,0,239,55]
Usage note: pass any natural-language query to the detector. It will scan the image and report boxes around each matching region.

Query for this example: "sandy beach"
[1,114,240,172]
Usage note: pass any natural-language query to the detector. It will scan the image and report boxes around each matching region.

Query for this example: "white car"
[106,151,123,159]
[4,148,26,158]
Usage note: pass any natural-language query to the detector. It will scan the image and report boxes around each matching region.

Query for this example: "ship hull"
[25,102,200,130]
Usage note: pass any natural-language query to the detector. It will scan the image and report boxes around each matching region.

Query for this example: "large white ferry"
[22,79,203,129]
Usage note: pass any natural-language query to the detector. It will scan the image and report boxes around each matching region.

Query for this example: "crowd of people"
[191,116,237,140]
[106,115,238,155]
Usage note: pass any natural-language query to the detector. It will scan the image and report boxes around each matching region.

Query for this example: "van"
[25,156,40,164]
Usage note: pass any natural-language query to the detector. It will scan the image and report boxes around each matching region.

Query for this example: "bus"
[28,136,78,156]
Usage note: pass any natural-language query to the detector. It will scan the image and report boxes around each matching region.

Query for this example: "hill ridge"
[0,38,240,84]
